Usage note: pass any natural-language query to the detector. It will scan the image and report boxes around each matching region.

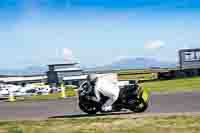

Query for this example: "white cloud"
[145,40,165,50]
[114,56,134,61]
[63,48,74,63]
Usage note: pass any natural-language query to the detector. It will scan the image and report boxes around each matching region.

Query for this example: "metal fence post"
[61,82,66,99]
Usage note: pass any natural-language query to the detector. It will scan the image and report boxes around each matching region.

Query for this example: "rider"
[87,74,120,112]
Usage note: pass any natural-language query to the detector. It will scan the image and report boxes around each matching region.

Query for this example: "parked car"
[0,88,9,96]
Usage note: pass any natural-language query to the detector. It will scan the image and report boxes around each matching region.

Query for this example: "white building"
[47,63,87,86]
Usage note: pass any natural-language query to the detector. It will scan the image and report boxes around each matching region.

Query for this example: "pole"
[9,89,16,102]
[61,83,66,99]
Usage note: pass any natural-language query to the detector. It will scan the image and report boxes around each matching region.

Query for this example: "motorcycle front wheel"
[130,98,148,113]
[79,101,99,115]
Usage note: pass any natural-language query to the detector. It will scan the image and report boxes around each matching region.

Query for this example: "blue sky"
[0,0,200,68]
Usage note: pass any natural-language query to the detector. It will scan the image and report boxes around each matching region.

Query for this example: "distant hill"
[0,66,48,75]
[90,57,176,71]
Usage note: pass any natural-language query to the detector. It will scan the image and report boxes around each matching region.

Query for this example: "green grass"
[118,69,200,92]
[0,115,200,133]
[23,93,62,101]
[119,73,157,81]
[17,88,77,101]
[118,69,159,81]
[141,76,200,92]
[118,68,171,75]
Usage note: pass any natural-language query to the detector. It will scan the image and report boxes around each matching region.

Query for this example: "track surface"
[0,92,200,120]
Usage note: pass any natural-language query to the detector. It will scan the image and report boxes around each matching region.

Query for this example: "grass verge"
[141,76,200,92]
[119,73,157,81]
[0,115,200,133]
[16,88,77,101]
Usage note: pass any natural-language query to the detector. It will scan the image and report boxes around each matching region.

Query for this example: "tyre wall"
[157,68,200,80]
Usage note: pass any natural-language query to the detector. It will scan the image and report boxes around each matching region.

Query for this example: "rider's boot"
[101,106,112,113]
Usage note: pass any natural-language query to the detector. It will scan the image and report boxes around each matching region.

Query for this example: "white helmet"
[87,74,98,82]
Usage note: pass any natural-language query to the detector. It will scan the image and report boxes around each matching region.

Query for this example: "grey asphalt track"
[0,92,200,120]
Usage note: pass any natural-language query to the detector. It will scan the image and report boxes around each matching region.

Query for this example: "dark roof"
[48,63,78,67]
[50,69,83,73]
[179,48,200,52]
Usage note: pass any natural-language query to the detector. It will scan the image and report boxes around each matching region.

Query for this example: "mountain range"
[0,66,48,76]
[103,57,176,70]
[0,58,176,75]
[85,57,176,71]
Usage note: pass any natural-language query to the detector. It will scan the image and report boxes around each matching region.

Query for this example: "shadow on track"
[49,111,136,119]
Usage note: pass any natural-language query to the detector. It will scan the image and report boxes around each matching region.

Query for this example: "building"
[47,63,87,86]
[179,48,200,69]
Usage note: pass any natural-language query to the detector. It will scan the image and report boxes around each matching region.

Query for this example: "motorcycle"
[78,81,150,114]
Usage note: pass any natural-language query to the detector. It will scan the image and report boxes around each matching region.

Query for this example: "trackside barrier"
[9,91,16,102]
